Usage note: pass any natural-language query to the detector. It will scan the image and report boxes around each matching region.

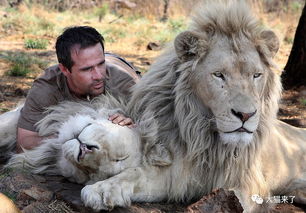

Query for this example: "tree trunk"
[161,0,170,22]
[282,1,306,90]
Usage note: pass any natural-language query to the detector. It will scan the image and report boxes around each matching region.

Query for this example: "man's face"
[62,43,106,98]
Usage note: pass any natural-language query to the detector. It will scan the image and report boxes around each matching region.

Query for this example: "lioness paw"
[81,185,108,211]
[81,181,132,211]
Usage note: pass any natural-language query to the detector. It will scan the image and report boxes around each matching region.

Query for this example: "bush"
[300,99,306,106]
[168,18,185,33]
[0,52,48,77]
[24,38,48,49]
[95,3,109,22]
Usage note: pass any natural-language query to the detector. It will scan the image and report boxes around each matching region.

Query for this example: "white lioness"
[79,1,306,212]
[5,100,141,186]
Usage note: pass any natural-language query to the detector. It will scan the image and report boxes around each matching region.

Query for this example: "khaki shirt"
[17,54,140,132]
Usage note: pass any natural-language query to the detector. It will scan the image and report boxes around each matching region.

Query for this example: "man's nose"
[92,67,103,80]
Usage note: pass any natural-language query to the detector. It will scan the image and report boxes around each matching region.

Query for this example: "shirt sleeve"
[17,83,58,132]
[105,64,140,103]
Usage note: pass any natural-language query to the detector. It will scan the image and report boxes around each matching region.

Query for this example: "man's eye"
[81,68,91,72]
[253,73,262,79]
[213,72,225,80]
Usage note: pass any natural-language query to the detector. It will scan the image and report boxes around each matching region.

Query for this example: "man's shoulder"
[28,64,66,106]
[38,64,61,81]
[105,53,141,81]
[33,64,66,92]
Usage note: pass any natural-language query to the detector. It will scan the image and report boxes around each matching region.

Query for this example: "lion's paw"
[81,185,107,211]
[81,181,132,211]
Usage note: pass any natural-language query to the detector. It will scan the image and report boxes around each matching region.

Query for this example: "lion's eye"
[253,73,262,79]
[114,155,129,162]
[213,72,225,80]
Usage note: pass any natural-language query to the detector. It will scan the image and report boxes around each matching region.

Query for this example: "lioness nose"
[231,109,257,122]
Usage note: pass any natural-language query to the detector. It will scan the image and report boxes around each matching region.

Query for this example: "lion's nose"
[231,109,257,122]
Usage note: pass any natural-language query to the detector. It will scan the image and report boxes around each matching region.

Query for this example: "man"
[16,26,140,152]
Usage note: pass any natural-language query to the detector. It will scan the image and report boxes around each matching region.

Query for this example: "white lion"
[79,1,306,212]
[3,98,141,186]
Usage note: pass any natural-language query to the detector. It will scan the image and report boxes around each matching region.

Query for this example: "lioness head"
[174,1,281,146]
[62,118,141,180]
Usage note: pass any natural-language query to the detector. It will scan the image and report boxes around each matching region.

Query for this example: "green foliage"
[23,16,55,36]
[148,18,186,45]
[0,105,10,113]
[95,3,109,21]
[289,1,303,13]
[284,37,294,44]
[126,14,144,24]
[0,52,48,77]
[37,18,55,31]
[300,98,306,106]
[24,38,48,49]
[168,18,185,33]
[101,27,127,43]
[1,15,24,32]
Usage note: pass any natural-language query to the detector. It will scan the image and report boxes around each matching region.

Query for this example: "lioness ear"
[174,31,202,62]
[260,30,279,58]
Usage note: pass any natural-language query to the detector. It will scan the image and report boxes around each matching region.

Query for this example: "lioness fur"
[4,96,141,185]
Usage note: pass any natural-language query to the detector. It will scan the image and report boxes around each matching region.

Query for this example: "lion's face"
[193,39,265,145]
[175,30,279,146]
[62,119,141,179]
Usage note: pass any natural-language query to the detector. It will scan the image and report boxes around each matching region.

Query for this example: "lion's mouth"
[224,127,253,134]
[77,142,99,162]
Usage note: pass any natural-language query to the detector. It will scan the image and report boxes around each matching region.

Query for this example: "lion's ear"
[174,31,202,62]
[260,30,279,58]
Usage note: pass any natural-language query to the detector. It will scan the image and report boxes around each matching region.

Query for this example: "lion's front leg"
[81,166,168,211]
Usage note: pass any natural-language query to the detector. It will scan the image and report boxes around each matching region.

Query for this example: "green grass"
[300,98,306,106]
[24,38,48,49]
[1,15,24,32]
[0,52,48,77]
[289,1,303,13]
[94,3,109,22]
[168,18,186,33]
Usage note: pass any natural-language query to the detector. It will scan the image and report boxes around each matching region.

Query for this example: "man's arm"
[17,113,134,153]
[16,127,45,153]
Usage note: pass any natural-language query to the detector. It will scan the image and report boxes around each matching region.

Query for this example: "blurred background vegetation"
[0,0,304,76]
[0,0,305,111]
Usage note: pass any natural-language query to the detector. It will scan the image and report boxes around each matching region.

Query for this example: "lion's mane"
[128,0,282,202]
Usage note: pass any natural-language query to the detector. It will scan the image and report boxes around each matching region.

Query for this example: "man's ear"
[59,63,70,77]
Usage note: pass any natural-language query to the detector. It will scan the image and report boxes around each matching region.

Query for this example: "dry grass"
[0,0,304,118]
[0,0,303,70]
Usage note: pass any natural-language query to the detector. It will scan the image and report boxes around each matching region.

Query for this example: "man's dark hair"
[56,26,105,71]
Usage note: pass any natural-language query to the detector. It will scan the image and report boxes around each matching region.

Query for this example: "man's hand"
[17,128,44,153]
[108,113,135,128]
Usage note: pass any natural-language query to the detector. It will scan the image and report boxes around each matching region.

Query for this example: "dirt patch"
[278,87,306,127]
[1,168,306,213]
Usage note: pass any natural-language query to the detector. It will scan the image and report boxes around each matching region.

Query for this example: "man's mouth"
[93,81,104,89]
